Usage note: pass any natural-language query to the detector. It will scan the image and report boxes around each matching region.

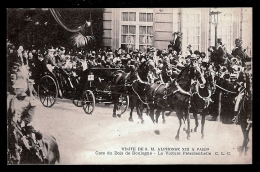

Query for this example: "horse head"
[136,60,150,82]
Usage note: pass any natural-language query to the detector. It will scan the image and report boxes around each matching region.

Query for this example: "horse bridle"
[191,81,213,111]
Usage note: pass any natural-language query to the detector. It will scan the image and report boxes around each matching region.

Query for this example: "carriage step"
[97,102,113,104]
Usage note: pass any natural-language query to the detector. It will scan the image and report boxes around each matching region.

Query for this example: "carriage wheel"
[82,90,95,114]
[116,94,129,116]
[38,75,58,107]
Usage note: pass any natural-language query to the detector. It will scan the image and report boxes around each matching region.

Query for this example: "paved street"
[31,97,252,165]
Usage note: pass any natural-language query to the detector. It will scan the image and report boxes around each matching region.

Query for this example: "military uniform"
[7,79,42,146]
[231,38,250,67]
[231,47,249,67]
[220,74,236,124]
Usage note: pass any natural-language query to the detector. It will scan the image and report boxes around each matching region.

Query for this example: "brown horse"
[7,120,60,164]
[235,83,252,156]
[110,68,145,123]
[132,61,206,140]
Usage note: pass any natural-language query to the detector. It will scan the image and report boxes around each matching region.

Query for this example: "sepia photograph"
[6,8,252,165]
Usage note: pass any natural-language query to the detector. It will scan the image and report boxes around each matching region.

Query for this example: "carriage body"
[37,64,95,113]
[37,65,129,115]
[82,67,129,115]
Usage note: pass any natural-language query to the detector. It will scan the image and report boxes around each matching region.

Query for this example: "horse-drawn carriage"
[37,64,129,115]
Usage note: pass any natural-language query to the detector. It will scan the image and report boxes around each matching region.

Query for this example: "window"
[121,25,136,51]
[139,26,153,52]
[217,11,233,53]
[122,12,136,21]
[182,9,201,53]
[120,9,153,53]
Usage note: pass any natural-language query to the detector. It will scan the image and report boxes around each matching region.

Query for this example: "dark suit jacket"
[216,46,225,65]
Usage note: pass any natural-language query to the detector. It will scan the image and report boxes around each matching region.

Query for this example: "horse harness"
[191,82,213,112]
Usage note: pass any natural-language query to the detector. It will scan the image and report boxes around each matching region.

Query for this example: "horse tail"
[51,135,60,164]
[55,146,60,164]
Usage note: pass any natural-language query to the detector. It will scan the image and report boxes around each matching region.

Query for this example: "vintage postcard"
[7,8,252,165]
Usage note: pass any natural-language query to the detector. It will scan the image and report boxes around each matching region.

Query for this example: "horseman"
[170,31,183,55]
[147,58,161,84]
[7,79,43,153]
[215,38,226,66]
[219,71,237,124]
[160,56,173,84]
[231,38,250,67]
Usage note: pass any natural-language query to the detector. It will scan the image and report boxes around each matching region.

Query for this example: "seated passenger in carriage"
[55,46,66,68]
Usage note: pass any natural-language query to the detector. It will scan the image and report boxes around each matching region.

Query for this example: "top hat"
[200,52,206,58]
[217,38,222,44]
[150,47,156,52]
[48,46,55,51]
[58,46,65,51]
[107,52,113,55]
[190,54,197,60]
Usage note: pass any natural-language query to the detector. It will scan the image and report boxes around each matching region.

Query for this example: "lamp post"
[24,15,33,47]
[210,10,222,47]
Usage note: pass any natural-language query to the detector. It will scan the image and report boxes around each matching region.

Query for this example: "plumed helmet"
[150,47,156,52]
[235,38,243,45]
[190,54,197,60]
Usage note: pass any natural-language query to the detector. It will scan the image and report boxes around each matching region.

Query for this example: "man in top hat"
[55,46,66,67]
[215,38,226,65]
[43,46,56,66]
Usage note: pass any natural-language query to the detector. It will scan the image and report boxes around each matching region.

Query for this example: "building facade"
[102,8,252,57]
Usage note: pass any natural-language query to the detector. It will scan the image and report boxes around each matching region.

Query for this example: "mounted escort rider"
[7,78,43,163]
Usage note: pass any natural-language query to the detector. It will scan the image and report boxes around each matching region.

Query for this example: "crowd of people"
[7,36,252,163]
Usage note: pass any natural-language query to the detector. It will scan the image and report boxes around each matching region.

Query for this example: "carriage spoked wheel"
[82,90,95,114]
[38,75,58,107]
[115,94,129,117]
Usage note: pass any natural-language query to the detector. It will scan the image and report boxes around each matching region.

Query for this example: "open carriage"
[37,64,129,115]
[37,64,95,114]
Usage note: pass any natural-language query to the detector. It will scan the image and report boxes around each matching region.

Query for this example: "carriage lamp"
[210,10,222,47]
